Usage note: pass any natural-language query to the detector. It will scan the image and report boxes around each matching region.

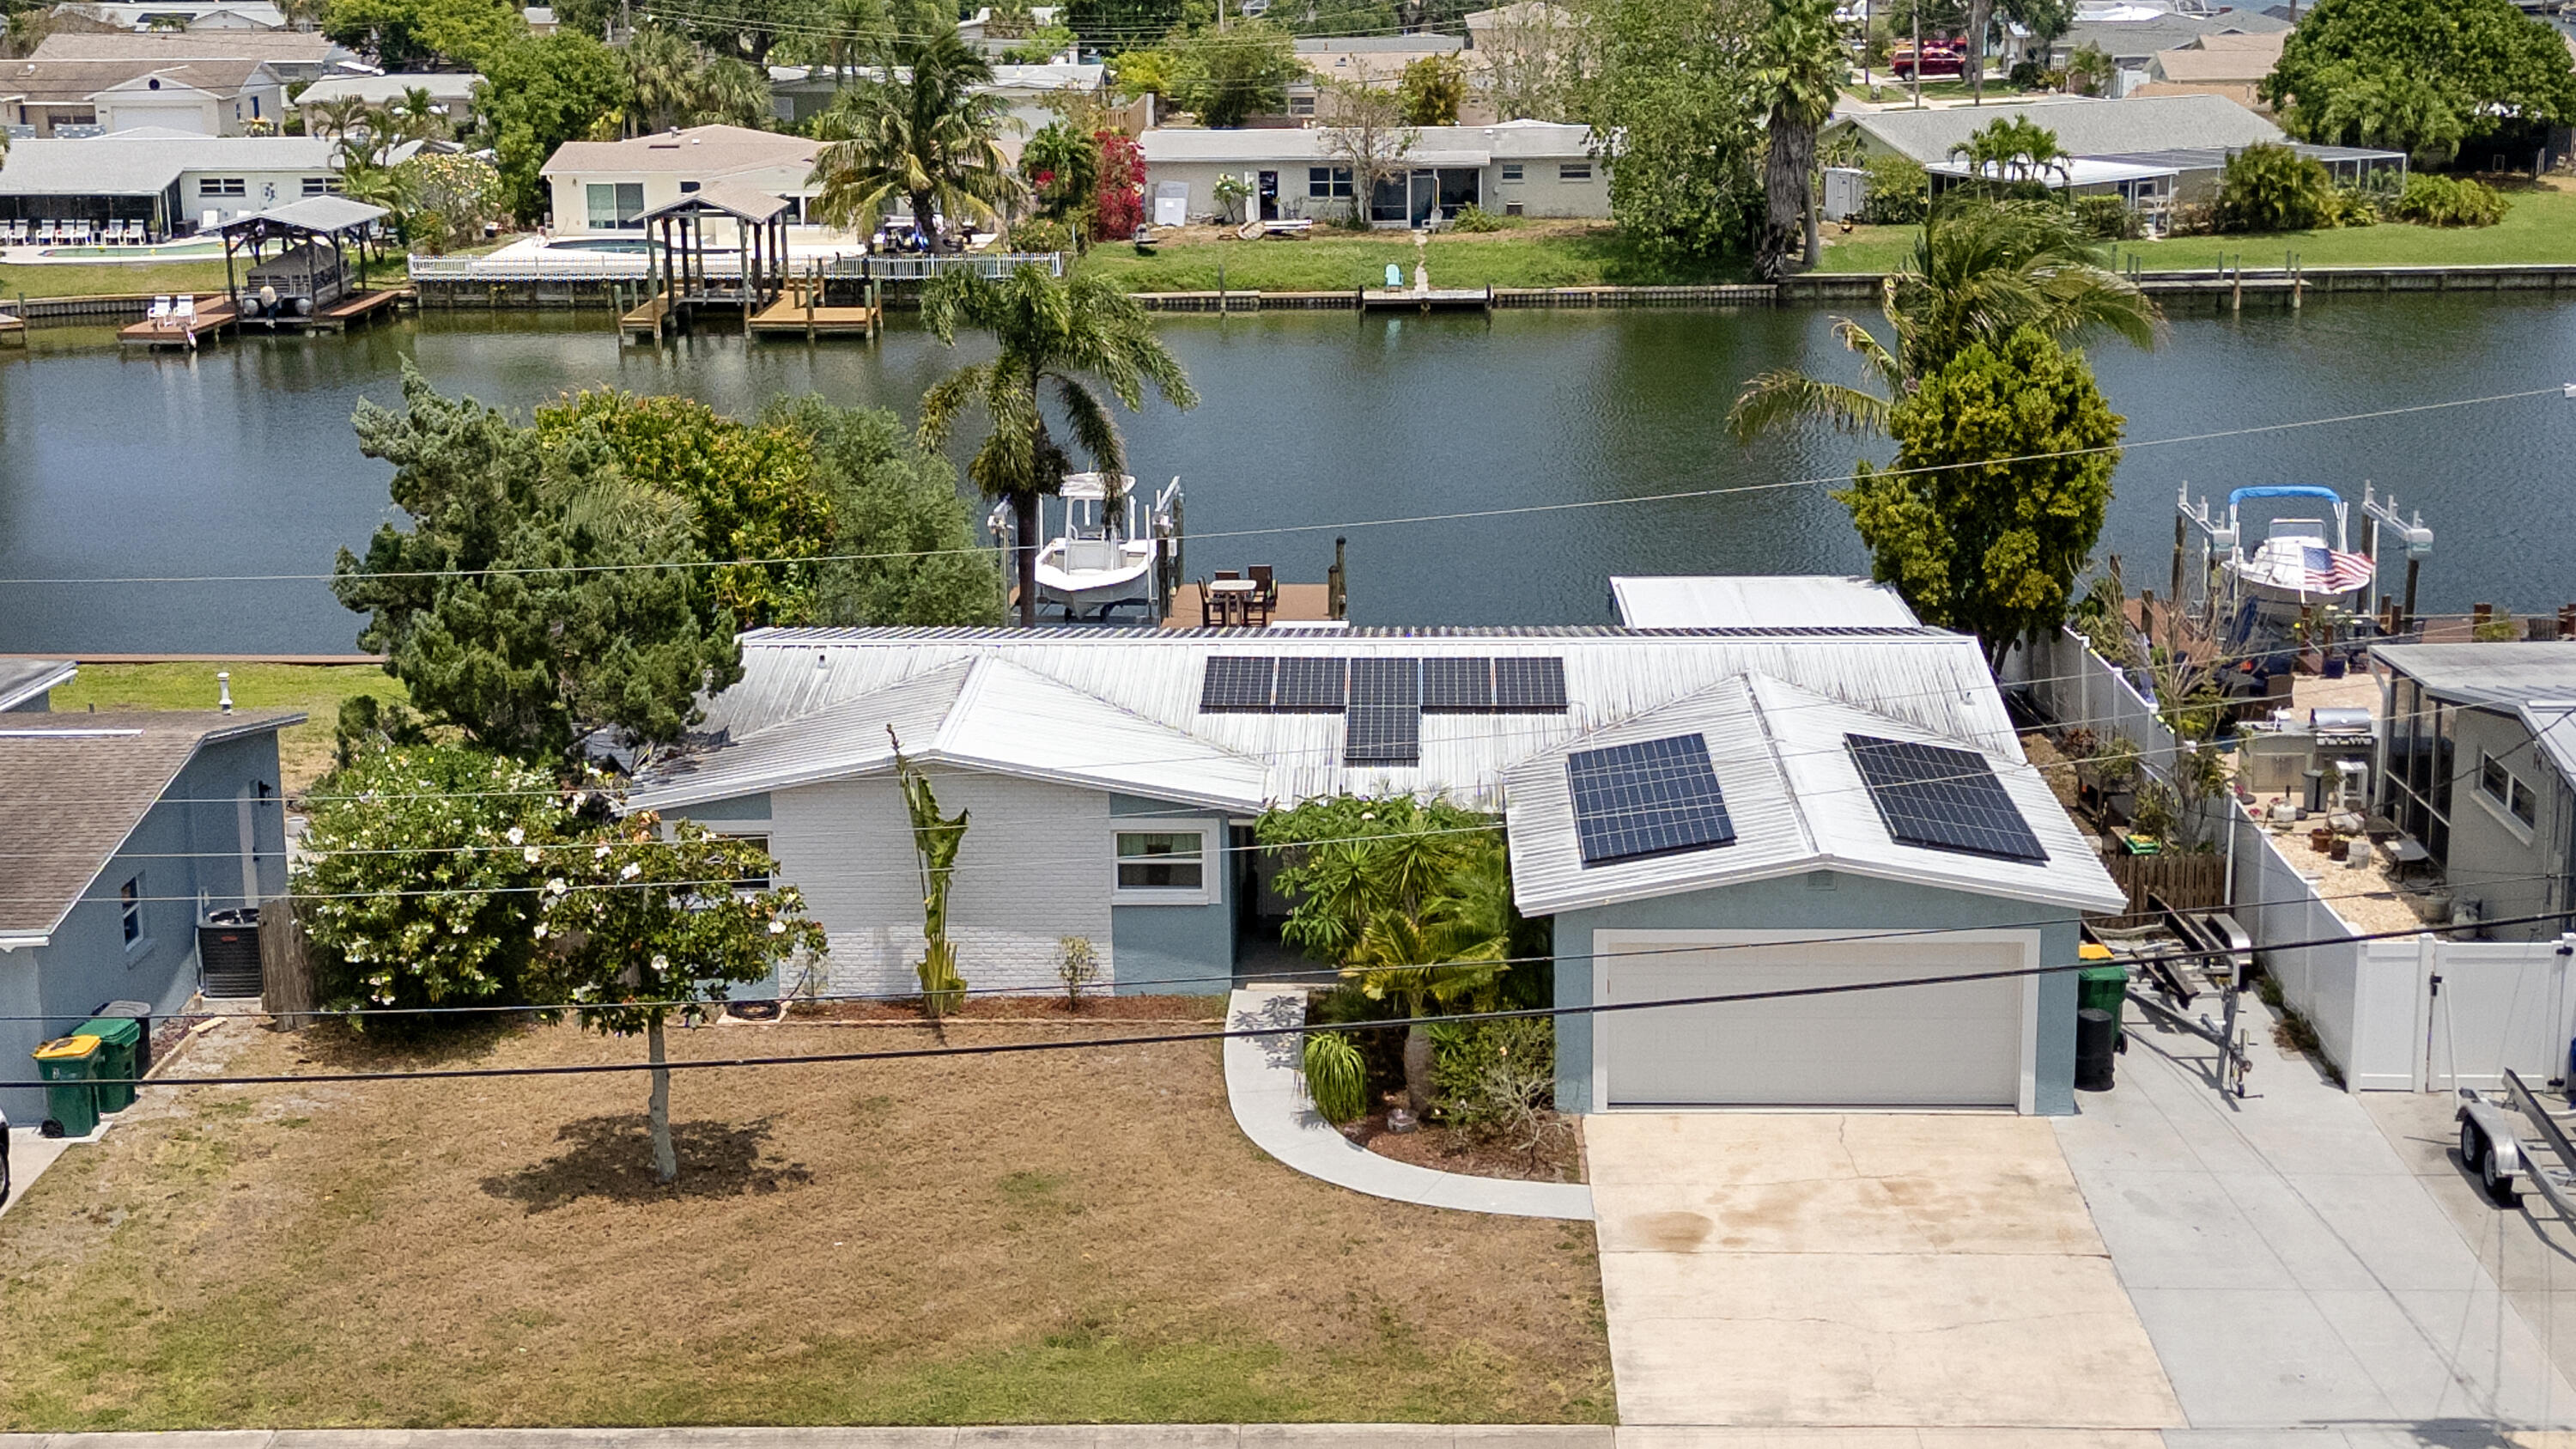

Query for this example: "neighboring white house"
[0,131,337,235]
[1140,119,1604,225]
[46,0,291,30]
[762,62,1125,155]
[539,123,823,234]
[630,587,2125,1116]
[28,30,355,88]
[2,55,283,136]
[294,71,483,119]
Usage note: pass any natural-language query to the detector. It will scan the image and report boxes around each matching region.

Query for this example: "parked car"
[1890,41,1964,77]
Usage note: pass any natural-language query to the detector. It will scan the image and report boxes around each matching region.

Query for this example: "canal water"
[3,294,2573,654]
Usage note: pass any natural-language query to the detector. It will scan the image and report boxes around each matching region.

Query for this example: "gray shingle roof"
[0,56,270,104]
[2062,9,2289,60]
[30,31,339,64]
[0,709,301,939]
[1838,94,2281,164]
[0,134,335,197]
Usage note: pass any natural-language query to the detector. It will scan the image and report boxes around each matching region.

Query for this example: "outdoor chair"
[1196,577,1218,628]
[3,222,21,246]
[1247,564,1277,626]
[173,295,196,327]
[146,296,172,327]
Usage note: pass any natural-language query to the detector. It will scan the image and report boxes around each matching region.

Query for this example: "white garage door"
[1601,936,2029,1109]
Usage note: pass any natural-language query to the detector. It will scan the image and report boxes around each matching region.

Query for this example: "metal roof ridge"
[1738,673,1823,861]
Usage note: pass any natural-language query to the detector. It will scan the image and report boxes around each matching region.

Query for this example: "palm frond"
[1728,368,1892,441]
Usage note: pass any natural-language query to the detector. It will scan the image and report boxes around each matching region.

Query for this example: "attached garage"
[1593,930,2039,1112]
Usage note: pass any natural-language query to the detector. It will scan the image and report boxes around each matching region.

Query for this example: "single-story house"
[540,122,822,234]
[0,704,299,1124]
[0,56,283,136]
[29,30,354,87]
[2372,642,2576,941]
[0,131,338,236]
[763,63,1130,151]
[1,658,78,712]
[292,71,482,119]
[46,0,290,30]
[1140,119,1604,225]
[629,600,2123,1115]
[2135,31,2288,112]
[2031,9,2289,90]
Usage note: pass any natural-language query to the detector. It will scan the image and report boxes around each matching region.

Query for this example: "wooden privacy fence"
[2099,850,2228,925]
[258,896,317,1026]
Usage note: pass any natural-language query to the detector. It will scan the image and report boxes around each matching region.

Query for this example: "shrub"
[395,151,501,254]
[1054,935,1098,1011]
[1303,1031,1370,1123]
[1448,202,1507,232]
[2473,609,2520,642]
[2325,185,2380,227]
[2215,143,2336,233]
[2008,58,2045,89]
[1006,216,1077,254]
[2073,192,2142,240]
[1859,153,1929,224]
[2394,173,2508,228]
[1429,1016,1558,1143]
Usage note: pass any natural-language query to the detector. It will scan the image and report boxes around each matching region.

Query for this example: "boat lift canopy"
[2228,485,2347,508]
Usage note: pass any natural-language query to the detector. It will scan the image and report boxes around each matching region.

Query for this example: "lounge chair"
[173,295,197,328]
[146,295,173,327]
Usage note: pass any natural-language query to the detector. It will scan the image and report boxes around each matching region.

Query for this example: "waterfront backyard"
[0,1015,1613,1429]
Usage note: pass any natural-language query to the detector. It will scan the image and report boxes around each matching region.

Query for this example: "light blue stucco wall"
[668,792,772,825]
[2,730,287,1124]
[1108,794,1235,996]
[1552,870,2081,1117]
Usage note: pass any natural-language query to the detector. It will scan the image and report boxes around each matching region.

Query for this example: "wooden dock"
[118,296,236,349]
[1359,286,1490,312]
[0,311,21,345]
[308,287,408,332]
[747,294,879,339]
[619,295,671,343]
[1163,582,1337,629]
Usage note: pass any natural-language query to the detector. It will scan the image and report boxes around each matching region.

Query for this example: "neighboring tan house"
[293,71,482,123]
[2136,32,2288,112]
[1286,35,1495,125]
[762,63,1130,159]
[28,30,354,88]
[0,56,283,136]
[2372,643,2576,943]
[46,0,291,31]
[0,132,338,236]
[540,123,823,234]
[0,703,300,1126]
[630,590,2123,1115]
[2031,9,2290,95]
[1140,118,1603,225]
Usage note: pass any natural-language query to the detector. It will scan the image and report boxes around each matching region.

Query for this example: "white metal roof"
[1838,94,2280,166]
[2372,642,2576,708]
[1140,120,1594,166]
[633,624,2032,819]
[1927,157,2182,185]
[1610,575,1920,630]
[2520,702,2576,791]
[1502,673,2123,916]
[0,132,333,196]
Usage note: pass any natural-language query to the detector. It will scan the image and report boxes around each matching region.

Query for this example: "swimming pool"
[39,239,225,260]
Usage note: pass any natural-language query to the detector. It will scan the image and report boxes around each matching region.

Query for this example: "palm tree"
[689,56,773,126]
[1729,198,2155,439]
[825,0,884,84]
[1347,847,1512,1114]
[622,26,701,135]
[915,266,1197,626]
[806,24,1021,254]
[1751,0,1846,280]
[1948,115,2069,184]
[310,94,371,148]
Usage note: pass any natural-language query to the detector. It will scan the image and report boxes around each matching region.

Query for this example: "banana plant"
[891,728,969,1015]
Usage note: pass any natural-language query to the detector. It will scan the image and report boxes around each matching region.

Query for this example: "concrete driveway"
[1586,1111,2184,1432]
[2056,1004,2576,1440]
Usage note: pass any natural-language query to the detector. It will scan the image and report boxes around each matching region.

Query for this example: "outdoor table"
[1207,577,1259,625]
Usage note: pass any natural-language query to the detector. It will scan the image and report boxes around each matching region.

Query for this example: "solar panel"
[1421,657,1494,713]
[1274,656,1349,713]
[1349,656,1422,708]
[1566,734,1735,868]
[1494,656,1568,713]
[1344,705,1422,765]
[1844,734,2048,864]
[1199,656,1274,713]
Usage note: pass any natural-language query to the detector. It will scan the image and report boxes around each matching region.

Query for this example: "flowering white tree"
[531,816,825,1183]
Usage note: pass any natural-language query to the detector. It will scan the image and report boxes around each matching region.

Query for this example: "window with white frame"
[1500,161,1523,182]
[1114,828,1210,902]
[201,177,246,197]
[2479,751,2539,829]
[1289,93,1315,116]
[722,832,774,889]
[586,181,645,229]
[1558,162,1593,181]
[1308,166,1352,198]
[120,875,143,944]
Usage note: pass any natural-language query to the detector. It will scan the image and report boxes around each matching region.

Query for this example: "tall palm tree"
[690,56,773,126]
[824,0,884,84]
[622,26,701,135]
[1949,115,2069,183]
[310,94,371,147]
[1751,0,1847,280]
[807,24,1021,254]
[916,266,1198,626]
[1729,198,2156,439]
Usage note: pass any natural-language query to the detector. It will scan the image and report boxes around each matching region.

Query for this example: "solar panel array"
[1345,658,1423,764]
[1274,656,1349,712]
[1196,654,1568,769]
[1565,734,1736,868]
[1198,655,1275,712]
[1495,657,1570,713]
[1844,734,2048,864]
[1421,657,1496,713]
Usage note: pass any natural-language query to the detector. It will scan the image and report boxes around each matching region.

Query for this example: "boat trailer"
[2120,897,2257,1099]
[2456,1068,2576,1214]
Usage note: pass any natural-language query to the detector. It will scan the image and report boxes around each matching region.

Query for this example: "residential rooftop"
[0,658,76,711]
[0,132,335,196]
[2372,642,2576,709]
[539,122,819,178]
[0,55,273,103]
[29,30,340,63]
[1141,119,1594,164]
[1834,93,2281,164]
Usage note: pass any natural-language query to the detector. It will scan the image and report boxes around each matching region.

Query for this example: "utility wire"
[25,905,2572,1093]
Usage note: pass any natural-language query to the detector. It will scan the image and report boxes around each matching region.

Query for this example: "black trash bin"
[198,907,262,999]
[2075,1007,2119,1092]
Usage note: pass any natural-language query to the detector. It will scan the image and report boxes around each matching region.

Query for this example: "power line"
[25,905,2571,1093]
[1,384,2557,588]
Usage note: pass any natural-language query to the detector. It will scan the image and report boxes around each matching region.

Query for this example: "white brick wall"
[770,772,1115,996]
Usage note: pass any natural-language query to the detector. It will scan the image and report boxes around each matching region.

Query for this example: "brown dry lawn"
[0,1015,1612,1429]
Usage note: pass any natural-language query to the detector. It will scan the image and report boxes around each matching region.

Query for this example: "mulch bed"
[1342,1111,1587,1184]
[775,993,1223,1025]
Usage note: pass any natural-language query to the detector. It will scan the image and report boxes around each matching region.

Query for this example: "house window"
[301,175,330,196]
[724,833,773,890]
[680,180,701,192]
[1558,162,1593,182]
[1501,161,1523,182]
[2479,752,2538,828]
[1115,829,1209,901]
[1289,93,1315,116]
[201,177,246,197]
[586,181,646,230]
[120,876,142,944]
[1307,166,1352,198]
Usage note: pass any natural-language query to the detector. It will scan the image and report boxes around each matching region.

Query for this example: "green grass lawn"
[0,257,413,301]
[49,661,403,792]
[1081,223,1730,291]
[1816,186,2576,274]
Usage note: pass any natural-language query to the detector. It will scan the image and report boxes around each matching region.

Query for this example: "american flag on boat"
[2300,545,2374,594]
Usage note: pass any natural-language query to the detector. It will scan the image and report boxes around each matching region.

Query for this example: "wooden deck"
[118,296,235,349]
[747,295,879,338]
[1163,581,1337,629]
[309,287,407,332]
[619,294,671,343]
[1359,287,1490,312]
[0,311,21,344]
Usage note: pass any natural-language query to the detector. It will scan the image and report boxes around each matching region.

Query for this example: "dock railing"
[409,251,1064,283]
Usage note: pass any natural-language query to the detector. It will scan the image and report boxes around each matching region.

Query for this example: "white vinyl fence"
[2004,627,2178,781]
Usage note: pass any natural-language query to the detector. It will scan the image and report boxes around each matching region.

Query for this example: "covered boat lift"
[216,196,403,331]
[623,182,792,340]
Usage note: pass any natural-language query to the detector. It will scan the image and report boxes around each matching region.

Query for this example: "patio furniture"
[146,296,172,327]
[173,295,196,327]
[1206,573,1259,627]
[1247,564,1278,625]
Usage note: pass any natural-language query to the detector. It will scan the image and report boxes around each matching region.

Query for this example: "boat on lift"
[993,472,1182,621]
[2219,486,2374,610]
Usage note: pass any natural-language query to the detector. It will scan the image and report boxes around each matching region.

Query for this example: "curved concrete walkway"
[1223,988,1594,1221]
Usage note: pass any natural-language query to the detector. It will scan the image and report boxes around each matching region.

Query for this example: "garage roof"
[1610,575,1920,629]
[1503,673,2123,916]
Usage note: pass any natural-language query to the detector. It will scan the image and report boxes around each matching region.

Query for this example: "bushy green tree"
[393,150,501,253]
[295,744,574,1014]
[1169,20,1300,127]
[530,815,824,1181]
[1835,326,2124,664]
[758,395,1005,625]
[324,0,525,68]
[1020,119,1102,222]
[2213,142,2335,233]
[333,366,744,763]
[476,32,631,221]
[1579,0,1764,265]
[2264,0,2576,166]
[1400,52,1467,125]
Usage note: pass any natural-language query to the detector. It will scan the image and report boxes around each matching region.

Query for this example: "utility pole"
[1911,4,1923,107]
[1863,0,1874,88]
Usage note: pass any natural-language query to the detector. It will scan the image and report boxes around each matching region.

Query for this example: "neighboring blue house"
[629,580,2123,1115]
[0,706,301,1125]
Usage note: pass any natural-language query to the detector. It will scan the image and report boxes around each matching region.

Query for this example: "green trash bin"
[2077,963,2129,1048]
[33,1034,101,1138]
[76,1014,142,1113]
